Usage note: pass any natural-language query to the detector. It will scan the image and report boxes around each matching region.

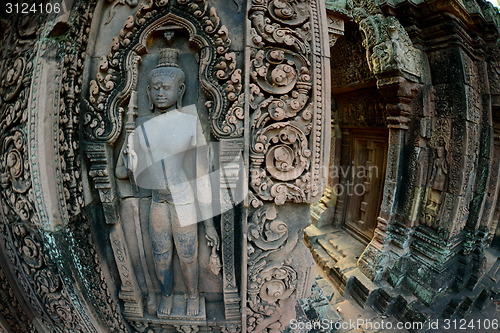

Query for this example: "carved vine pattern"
[246,205,299,333]
[249,0,321,207]
[246,1,327,331]
[85,0,243,142]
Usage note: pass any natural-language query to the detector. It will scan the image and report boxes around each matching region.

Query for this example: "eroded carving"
[353,10,422,81]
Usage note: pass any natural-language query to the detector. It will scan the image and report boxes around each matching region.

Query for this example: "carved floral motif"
[246,0,328,331]
[248,0,328,206]
[246,206,299,333]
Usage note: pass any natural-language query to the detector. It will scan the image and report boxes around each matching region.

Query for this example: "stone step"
[317,237,344,262]
[345,268,379,309]
[455,296,474,318]
[473,289,491,311]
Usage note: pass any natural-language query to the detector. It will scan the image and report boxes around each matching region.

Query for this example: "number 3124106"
[5,3,61,14]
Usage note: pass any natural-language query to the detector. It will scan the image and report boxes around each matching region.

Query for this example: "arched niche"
[83,1,243,331]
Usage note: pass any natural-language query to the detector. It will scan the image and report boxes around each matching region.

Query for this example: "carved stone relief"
[248,0,330,207]
[85,0,244,143]
[246,0,329,331]
[0,0,331,331]
[353,10,422,81]
[0,0,130,331]
[84,1,246,331]
[421,118,451,228]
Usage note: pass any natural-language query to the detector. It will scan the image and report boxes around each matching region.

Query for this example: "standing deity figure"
[118,48,219,317]
[424,138,448,226]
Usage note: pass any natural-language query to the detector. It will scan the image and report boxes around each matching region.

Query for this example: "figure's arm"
[115,133,138,179]
[115,140,129,179]
[195,118,219,248]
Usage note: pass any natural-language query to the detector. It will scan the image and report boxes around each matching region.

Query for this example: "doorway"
[338,128,388,243]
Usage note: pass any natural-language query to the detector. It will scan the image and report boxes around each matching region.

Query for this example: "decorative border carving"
[246,205,299,333]
[247,0,330,206]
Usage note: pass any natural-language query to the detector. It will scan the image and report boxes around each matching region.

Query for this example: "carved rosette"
[85,0,243,143]
[248,0,330,207]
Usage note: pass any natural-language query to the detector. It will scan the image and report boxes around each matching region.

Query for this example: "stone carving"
[0,221,91,332]
[419,117,451,228]
[221,324,242,333]
[423,137,449,227]
[218,140,243,321]
[246,205,299,333]
[0,0,125,331]
[248,0,330,205]
[353,10,422,81]
[245,0,329,331]
[0,259,30,332]
[105,0,140,25]
[85,0,243,142]
[327,15,345,47]
[84,1,244,329]
[117,48,220,318]
[68,217,129,332]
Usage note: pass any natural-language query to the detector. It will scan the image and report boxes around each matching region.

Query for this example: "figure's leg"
[172,203,199,316]
[149,200,174,315]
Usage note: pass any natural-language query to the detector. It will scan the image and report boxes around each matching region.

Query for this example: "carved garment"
[134,106,198,205]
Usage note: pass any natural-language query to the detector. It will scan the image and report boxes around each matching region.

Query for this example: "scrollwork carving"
[246,2,327,329]
[250,122,312,204]
[246,205,299,332]
[248,0,328,206]
[248,0,311,53]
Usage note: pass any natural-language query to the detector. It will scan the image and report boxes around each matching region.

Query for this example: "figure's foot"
[187,295,199,316]
[157,294,173,316]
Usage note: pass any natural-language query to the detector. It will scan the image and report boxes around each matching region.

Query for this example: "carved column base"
[109,224,144,318]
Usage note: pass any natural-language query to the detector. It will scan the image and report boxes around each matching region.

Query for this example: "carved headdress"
[149,48,185,81]
[157,48,180,68]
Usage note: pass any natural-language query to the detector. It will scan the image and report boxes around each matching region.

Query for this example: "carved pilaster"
[358,77,419,281]
[219,139,243,321]
[245,0,330,331]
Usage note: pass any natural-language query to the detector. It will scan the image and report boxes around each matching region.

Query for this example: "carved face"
[148,68,185,112]
[437,146,445,158]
